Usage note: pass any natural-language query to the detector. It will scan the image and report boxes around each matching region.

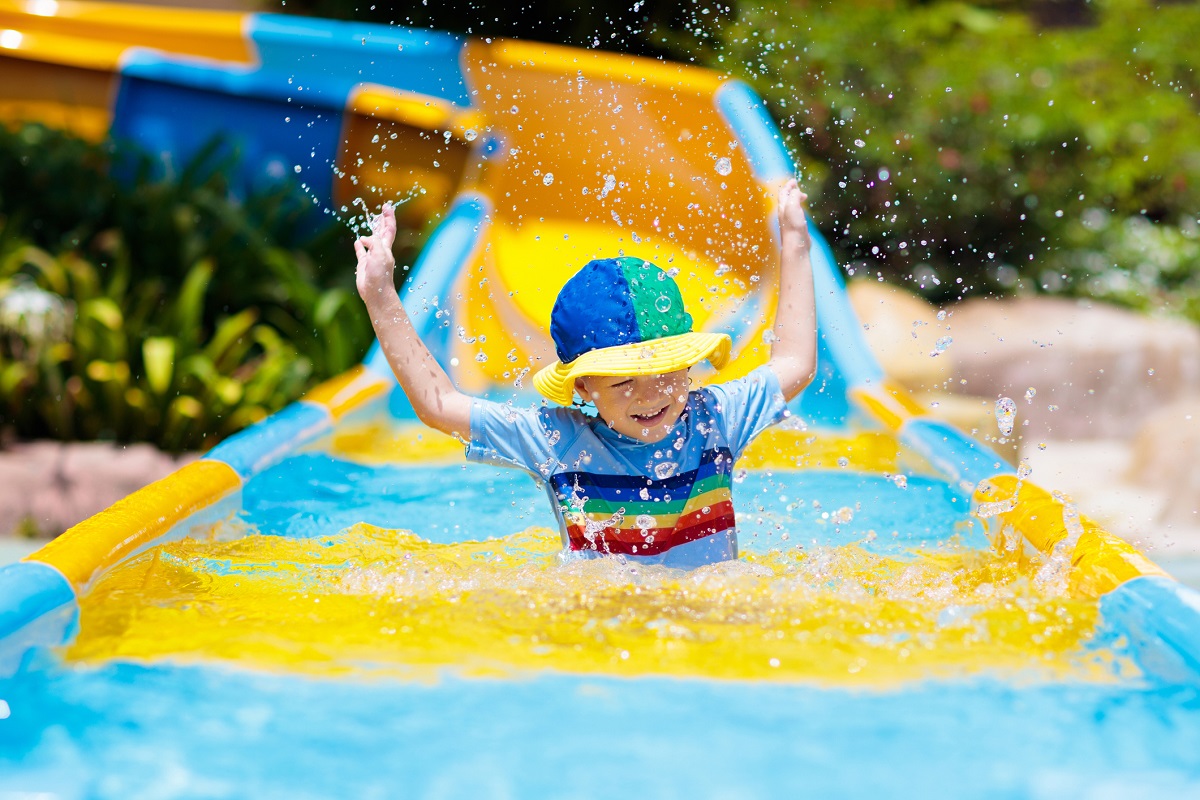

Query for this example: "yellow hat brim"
[532,331,732,406]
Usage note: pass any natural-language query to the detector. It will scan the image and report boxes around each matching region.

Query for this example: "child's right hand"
[354,202,398,305]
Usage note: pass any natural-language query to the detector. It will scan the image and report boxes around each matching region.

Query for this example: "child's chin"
[622,415,678,443]
[627,427,671,444]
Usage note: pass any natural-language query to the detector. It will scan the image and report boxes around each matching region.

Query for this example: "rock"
[947,297,1200,440]
[1127,396,1200,528]
[846,279,953,392]
[847,280,1018,461]
[0,441,196,539]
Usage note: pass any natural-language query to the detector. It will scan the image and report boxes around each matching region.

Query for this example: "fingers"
[382,203,397,243]
[777,179,806,214]
[354,237,367,261]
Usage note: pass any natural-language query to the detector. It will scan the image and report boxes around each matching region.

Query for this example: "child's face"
[575,370,690,443]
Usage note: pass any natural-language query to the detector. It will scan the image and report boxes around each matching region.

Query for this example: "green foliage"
[0,123,375,376]
[0,123,382,450]
[0,234,311,451]
[706,0,1200,308]
[1052,210,1200,315]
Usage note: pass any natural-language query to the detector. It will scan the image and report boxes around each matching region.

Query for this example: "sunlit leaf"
[143,337,176,395]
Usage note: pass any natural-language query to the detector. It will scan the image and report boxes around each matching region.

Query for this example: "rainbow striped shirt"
[467,366,788,569]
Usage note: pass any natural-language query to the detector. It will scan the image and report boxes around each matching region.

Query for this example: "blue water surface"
[240,453,985,553]
[1,654,1199,799]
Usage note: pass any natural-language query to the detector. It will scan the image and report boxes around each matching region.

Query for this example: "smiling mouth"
[631,406,669,426]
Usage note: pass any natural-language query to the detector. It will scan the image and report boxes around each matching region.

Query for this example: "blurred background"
[1,0,1197,576]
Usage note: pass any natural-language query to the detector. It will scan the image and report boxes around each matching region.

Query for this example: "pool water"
[4,441,1200,796]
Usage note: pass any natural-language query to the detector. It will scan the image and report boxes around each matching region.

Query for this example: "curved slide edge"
[0,363,392,669]
[0,561,77,679]
[1101,576,1200,685]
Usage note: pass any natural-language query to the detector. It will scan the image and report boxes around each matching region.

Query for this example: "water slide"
[2,1,1200,793]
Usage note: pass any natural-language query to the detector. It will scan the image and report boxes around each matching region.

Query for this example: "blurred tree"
[701,0,1200,306]
[285,0,1200,315]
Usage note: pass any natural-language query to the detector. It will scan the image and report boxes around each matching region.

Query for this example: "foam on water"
[64,523,1129,686]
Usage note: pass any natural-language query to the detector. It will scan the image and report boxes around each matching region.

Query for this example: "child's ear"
[573,377,587,398]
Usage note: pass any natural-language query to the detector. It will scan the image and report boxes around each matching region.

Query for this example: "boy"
[355,179,816,569]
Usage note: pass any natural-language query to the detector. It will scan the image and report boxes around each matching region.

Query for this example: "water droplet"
[854,138,866,148]
[293,165,302,174]
[714,156,732,176]
[543,172,554,186]
[1024,387,1036,403]
[474,352,488,363]
[636,514,655,530]
[600,174,616,198]
[654,462,677,480]
[1017,459,1032,480]
[464,129,477,141]
[929,336,952,356]
[995,397,1017,436]
[654,295,671,313]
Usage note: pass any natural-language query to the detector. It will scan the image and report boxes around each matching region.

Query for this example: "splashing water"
[64,524,1122,686]
[929,336,952,357]
[345,190,425,236]
[600,173,617,198]
[714,156,732,176]
[995,396,1017,436]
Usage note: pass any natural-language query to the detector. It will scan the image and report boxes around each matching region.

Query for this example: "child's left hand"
[777,179,809,246]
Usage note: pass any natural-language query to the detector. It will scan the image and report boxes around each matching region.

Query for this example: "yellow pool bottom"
[66,524,1127,687]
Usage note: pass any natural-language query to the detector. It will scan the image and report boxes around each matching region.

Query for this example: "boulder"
[946,297,1200,440]
[846,279,953,393]
[847,280,1017,460]
[1127,396,1200,528]
[0,441,195,539]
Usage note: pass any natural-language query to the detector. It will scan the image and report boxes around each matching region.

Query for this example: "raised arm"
[355,203,473,439]
[768,179,818,401]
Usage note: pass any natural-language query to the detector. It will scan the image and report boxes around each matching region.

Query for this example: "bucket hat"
[532,257,731,405]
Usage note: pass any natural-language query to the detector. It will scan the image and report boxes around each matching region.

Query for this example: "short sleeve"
[704,365,790,460]
[466,398,579,478]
